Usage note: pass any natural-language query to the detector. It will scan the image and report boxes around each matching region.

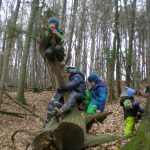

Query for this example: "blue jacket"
[60,71,86,97]
[90,80,107,111]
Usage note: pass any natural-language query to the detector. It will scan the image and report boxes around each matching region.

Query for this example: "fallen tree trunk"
[31,107,127,150]
[30,30,128,150]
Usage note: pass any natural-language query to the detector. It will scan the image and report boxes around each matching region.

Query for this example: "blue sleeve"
[61,75,83,91]
[97,86,107,111]
[97,86,107,102]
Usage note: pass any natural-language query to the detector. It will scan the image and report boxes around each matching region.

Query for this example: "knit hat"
[64,66,77,73]
[126,87,137,97]
[48,17,59,25]
[88,72,101,84]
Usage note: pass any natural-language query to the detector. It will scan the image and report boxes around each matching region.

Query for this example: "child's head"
[88,72,101,88]
[48,17,59,31]
[64,66,77,78]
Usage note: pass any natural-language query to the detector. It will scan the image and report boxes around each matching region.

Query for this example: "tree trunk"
[65,0,78,64]
[89,0,97,72]
[60,0,67,30]
[146,0,150,84]
[109,0,119,100]
[16,0,39,104]
[125,0,136,87]
[32,108,126,150]
[0,0,21,105]
[75,0,87,68]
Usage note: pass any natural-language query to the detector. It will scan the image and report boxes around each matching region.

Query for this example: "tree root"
[11,129,37,144]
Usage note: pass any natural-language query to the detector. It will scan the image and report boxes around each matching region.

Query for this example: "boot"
[54,107,67,116]
[45,48,55,61]
[54,45,65,62]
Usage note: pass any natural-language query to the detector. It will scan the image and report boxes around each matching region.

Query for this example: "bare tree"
[16,0,39,104]
[0,0,21,105]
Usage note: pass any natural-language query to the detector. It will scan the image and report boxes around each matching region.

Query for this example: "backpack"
[123,99,133,110]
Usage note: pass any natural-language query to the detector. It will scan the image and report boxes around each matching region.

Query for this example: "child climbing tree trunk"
[16,0,39,104]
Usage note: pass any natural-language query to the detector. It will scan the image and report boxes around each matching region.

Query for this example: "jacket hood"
[70,71,85,80]
[126,87,137,97]
[88,72,101,84]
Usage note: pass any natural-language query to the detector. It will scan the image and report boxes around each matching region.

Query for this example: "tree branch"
[83,133,129,148]
[86,112,113,124]
[4,92,45,122]
[0,110,33,118]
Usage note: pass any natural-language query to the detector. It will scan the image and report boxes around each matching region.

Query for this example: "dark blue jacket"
[120,96,144,119]
[90,80,107,111]
[60,71,86,96]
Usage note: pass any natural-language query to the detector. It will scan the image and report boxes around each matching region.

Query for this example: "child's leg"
[124,116,135,136]
[86,103,97,115]
[63,91,82,111]
[45,47,55,60]
[54,45,65,62]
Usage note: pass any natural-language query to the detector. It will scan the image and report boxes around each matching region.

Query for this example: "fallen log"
[30,30,129,150]
[31,107,127,150]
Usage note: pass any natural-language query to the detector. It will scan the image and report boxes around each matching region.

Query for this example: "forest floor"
[0,91,147,150]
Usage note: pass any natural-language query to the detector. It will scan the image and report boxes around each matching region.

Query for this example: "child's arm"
[53,29,64,43]
[59,75,84,92]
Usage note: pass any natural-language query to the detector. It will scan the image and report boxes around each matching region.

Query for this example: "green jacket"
[44,29,64,49]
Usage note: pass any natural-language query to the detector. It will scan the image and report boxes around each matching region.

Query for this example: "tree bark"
[0,0,21,105]
[125,0,136,86]
[16,0,39,104]
[65,0,78,64]
[31,107,124,150]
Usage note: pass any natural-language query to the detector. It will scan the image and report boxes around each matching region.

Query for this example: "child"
[86,72,107,115]
[120,87,144,136]
[40,17,65,62]
[45,66,86,124]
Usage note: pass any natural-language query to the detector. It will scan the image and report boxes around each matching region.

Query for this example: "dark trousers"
[45,45,65,62]
[48,90,82,112]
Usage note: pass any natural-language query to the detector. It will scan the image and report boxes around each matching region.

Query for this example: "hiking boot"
[54,107,66,116]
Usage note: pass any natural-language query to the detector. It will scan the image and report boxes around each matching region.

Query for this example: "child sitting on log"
[120,87,144,136]
[85,72,107,115]
[45,66,86,124]
[40,17,65,62]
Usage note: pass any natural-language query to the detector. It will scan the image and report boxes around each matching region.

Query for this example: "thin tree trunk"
[0,0,21,105]
[65,0,78,64]
[16,0,39,104]
[125,0,136,86]
[60,0,67,30]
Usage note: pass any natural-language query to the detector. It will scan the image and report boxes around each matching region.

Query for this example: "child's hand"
[81,112,85,117]
[40,24,46,30]
[96,110,102,113]
[53,29,58,34]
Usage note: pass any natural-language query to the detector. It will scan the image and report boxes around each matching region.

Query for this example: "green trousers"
[86,103,97,115]
[124,116,135,136]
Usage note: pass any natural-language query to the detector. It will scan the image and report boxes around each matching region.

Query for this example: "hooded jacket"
[60,71,86,97]
[88,73,107,112]
[120,94,144,119]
